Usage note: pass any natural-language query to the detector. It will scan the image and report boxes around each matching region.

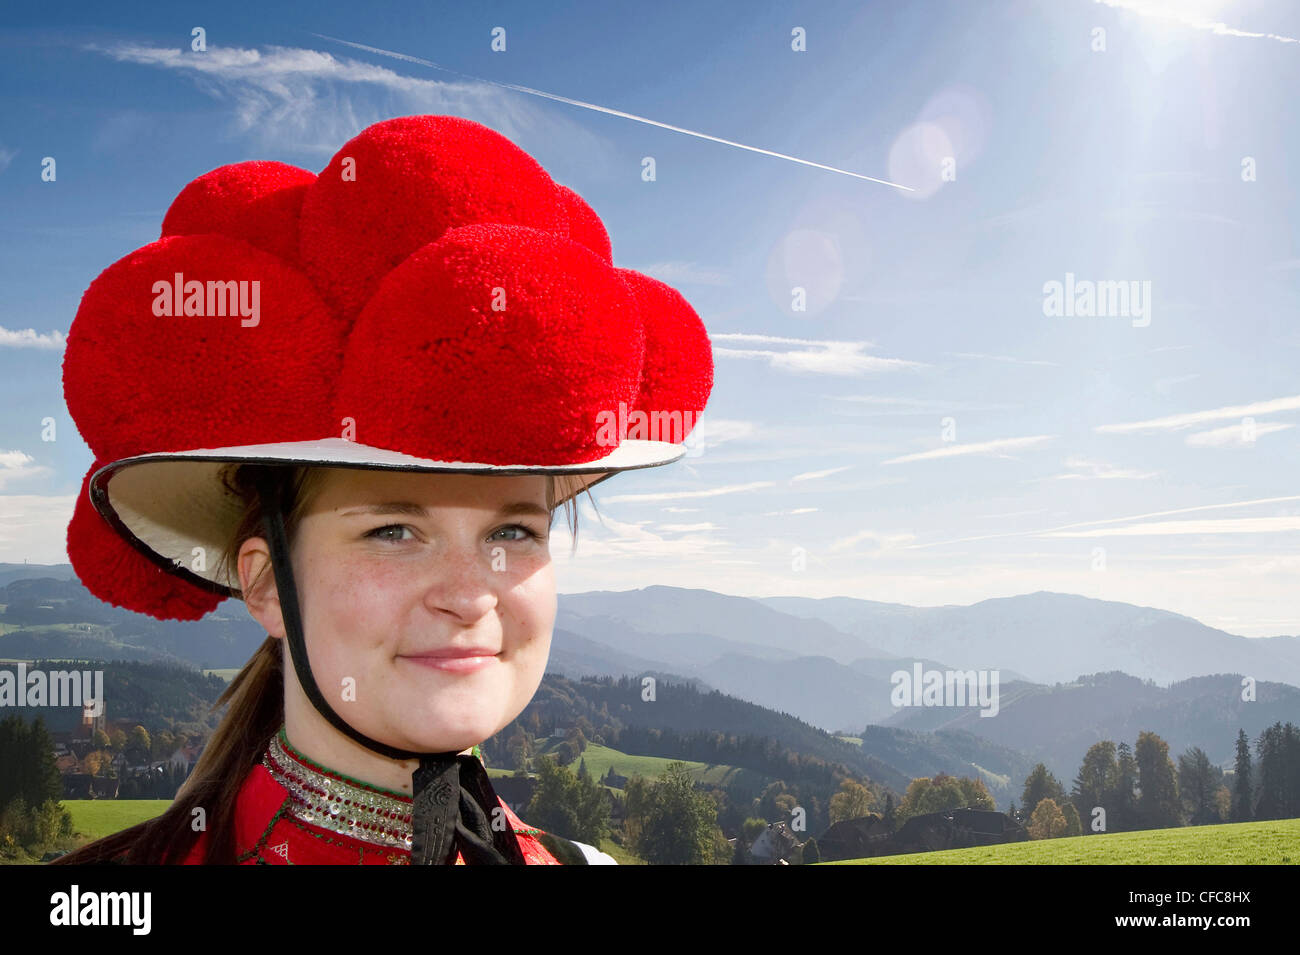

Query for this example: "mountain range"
[4,564,1297,798]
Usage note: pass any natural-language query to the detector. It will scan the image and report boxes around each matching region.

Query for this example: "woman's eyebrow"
[339,501,549,519]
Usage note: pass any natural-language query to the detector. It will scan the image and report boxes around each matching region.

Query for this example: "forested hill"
[494,673,1035,802]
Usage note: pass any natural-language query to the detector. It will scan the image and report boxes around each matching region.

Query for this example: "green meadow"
[63,800,171,840]
[829,817,1300,865]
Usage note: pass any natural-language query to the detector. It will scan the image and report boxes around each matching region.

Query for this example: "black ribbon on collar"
[253,467,524,865]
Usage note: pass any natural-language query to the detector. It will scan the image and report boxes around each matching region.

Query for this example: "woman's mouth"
[399,648,501,674]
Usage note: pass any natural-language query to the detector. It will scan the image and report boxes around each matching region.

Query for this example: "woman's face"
[243,467,556,756]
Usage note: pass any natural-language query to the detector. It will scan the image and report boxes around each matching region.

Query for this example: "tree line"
[1014,722,1300,839]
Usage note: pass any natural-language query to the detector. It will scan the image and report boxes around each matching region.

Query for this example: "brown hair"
[54,464,586,865]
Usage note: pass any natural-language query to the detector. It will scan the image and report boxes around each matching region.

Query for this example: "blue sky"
[2,0,1299,636]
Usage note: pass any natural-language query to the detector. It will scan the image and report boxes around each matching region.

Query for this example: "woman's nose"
[419,537,500,622]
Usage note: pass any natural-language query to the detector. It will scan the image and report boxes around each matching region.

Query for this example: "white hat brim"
[89,437,686,598]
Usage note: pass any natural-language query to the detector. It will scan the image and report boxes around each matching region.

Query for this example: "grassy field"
[548,742,712,782]
[63,800,171,839]
[828,817,1300,864]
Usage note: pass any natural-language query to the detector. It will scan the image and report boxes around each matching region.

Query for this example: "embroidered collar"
[262,727,497,852]
[264,727,427,851]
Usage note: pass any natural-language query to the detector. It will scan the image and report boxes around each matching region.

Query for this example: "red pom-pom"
[299,115,567,321]
[335,222,644,464]
[161,160,316,266]
[67,462,222,621]
[617,269,713,443]
[555,184,612,263]
[62,234,349,463]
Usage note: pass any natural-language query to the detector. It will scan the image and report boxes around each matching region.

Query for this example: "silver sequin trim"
[263,732,415,851]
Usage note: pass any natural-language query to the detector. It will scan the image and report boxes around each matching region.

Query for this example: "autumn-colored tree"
[828,779,875,825]
[1027,797,1068,840]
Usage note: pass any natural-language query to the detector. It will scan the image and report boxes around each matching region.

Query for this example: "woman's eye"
[366,524,414,542]
[490,524,541,543]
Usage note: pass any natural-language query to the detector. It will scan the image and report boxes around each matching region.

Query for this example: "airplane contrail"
[310,32,914,191]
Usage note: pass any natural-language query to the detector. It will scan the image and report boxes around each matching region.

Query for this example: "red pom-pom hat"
[61,115,713,622]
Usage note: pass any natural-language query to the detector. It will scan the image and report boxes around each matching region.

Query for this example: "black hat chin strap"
[252,470,525,864]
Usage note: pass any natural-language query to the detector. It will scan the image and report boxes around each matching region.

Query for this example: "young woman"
[50,114,713,864]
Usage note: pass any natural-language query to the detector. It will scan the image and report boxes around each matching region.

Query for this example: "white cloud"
[1094,0,1300,45]
[828,528,916,553]
[789,465,853,482]
[0,326,66,350]
[1096,395,1300,434]
[711,332,924,376]
[882,435,1054,465]
[1185,422,1293,447]
[0,451,54,489]
[1044,517,1300,538]
[598,480,774,505]
[0,493,75,562]
[1053,456,1158,480]
[86,41,562,155]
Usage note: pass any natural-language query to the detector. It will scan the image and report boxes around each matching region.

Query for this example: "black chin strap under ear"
[252,468,524,865]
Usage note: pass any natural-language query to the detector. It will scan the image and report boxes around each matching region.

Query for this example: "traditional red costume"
[57,113,712,865]
[177,728,610,865]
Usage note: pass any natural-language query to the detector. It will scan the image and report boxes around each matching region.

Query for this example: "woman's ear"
[238,536,286,639]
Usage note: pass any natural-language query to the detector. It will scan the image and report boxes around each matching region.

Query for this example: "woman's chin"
[384,710,501,754]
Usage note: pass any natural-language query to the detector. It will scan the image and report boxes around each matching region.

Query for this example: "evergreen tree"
[1021,764,1066,819]
[0,715,62,812]
[1072,740,1118,829]
[1232,728,1253,822]
[1111,742,1139,832]
[1255,722,1300,820]
[1176,746,1221,826]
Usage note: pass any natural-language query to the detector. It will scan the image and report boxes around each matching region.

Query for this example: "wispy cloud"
[829,528,917,554]
[826,395,1018,417]
[85,41,547,154]
[711,333,924,376]
[1096,395,1300,434]
[882,435,1055,465]
[1045,517,1300,537]
[1094,0,1300,45]
[0,326,66,350]
[911,495,1300,549]
[0,148,16,174]
[599,480,774,504]
[789,465,853,483]
[311,33,914,190]
[1053,456,1158,481]
[1186,422,1294,447]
